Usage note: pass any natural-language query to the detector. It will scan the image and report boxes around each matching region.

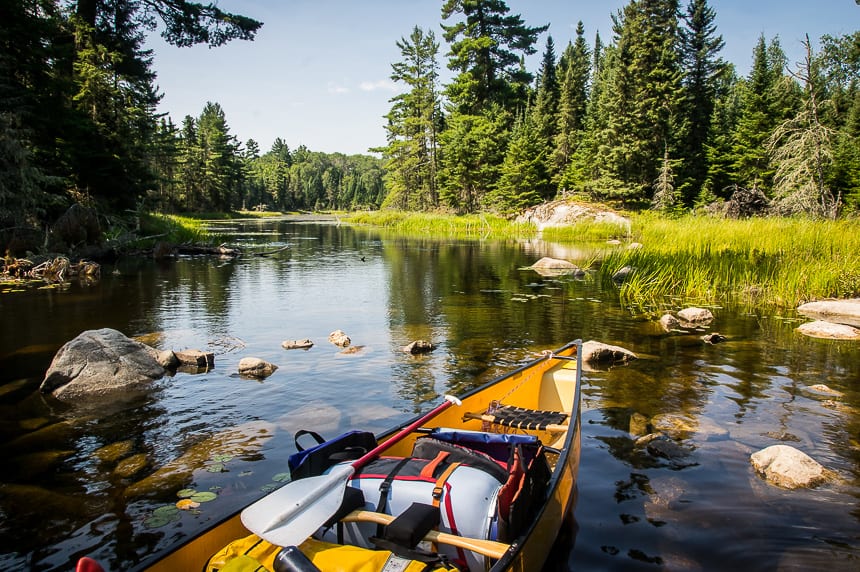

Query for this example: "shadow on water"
[0,218,858,570]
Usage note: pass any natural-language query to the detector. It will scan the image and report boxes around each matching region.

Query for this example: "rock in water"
[40,328,165,401]
[750,444,828,489]
[238,357,278,378]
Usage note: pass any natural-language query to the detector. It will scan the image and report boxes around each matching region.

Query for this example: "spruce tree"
[678,0,725,206]
[597,0,684,200]
[491,110,545,213]
[553,23,591,190]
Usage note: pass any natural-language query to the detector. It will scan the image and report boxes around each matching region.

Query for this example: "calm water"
[1,218,858,571]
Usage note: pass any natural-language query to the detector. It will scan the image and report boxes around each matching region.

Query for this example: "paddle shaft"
[351,396,459,470]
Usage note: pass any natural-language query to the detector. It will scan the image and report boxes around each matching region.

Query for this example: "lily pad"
[153,504,180,517]
[144,507,181,528]
[272,472,290,483]
[189,491,217,503]
[260,483,278,493]
[211,453,234,463]
[176,488,197,498]
[207,462,227,473]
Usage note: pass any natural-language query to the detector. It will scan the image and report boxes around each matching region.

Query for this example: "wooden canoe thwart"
[94,340,583,572]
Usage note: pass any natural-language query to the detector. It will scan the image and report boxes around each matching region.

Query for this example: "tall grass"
[600,214,860,309]
[139,213,215,244]
[345,211,537,239]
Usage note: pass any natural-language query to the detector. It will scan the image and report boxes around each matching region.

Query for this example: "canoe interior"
[139,341,581,572]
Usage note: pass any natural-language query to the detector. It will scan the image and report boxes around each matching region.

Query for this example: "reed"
[598,214,860,309]
[345,211,536,239]
[139,213,215,244]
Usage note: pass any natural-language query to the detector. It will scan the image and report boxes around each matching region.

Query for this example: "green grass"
[348,209,859,309]
[344,210,536,239]
[597,213,860,309]
[139,213,216,244]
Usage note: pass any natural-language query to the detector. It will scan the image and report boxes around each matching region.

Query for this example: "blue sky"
[147,1,859,156]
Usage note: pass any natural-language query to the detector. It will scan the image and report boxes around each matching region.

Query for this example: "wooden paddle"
[241,395,462,547]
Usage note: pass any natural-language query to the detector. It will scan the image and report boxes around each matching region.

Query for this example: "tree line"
[2,0,858,246]
[379,0,859,218]
[0,0,384,243]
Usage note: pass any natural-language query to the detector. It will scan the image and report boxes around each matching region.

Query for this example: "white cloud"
[359,79,398,92]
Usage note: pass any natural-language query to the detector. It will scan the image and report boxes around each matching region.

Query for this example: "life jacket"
[205,534,457,572]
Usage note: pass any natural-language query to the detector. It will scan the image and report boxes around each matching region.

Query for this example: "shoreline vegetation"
[142,207,860,310]
[343,209,860,310]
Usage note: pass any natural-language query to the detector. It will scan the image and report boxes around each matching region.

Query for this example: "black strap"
[294,429,325,452]
[374,457,412,537]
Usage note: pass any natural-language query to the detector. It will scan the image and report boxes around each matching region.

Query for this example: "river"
[1,217,858,571]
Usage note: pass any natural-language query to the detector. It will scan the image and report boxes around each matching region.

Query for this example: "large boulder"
[516,200,630,232]
[40,328,165,401]
[797,299,860,328]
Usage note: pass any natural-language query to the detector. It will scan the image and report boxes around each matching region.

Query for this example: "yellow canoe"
[133,340,582,572]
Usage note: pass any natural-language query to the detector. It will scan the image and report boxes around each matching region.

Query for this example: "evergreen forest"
[2,0,859,251]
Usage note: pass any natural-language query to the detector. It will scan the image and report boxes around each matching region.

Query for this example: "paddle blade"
[241,464,355,547]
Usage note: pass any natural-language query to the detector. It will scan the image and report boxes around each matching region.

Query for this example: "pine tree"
[379,27,441,211]
[441,0,547,115]
[730,36,800,192]
[678,0,725,206]
[531,36,559,193]
[438,0,545,212]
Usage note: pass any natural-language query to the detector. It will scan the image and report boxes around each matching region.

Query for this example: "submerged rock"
[750,444,828,489]
[174,349,215,368]
[125,420,275,498]
[581,340,637,366]
[796,320,860,340]
[659,314,681,332]
[402,340,435,354]
[282,339,314,350]
[797,299,860,328]
[678,307,714,325]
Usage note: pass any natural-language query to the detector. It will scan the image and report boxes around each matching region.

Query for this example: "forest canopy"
[1,0,859,251]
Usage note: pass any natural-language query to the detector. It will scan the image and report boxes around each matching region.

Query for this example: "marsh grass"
[345,211,536,239]
[139,213,216,244]
[340,209,860,309]
[600,214,860,309]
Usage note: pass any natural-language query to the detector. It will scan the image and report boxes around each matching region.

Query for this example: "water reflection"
[0,218,858,570]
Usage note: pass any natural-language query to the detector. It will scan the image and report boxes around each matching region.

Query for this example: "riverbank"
[343,207,860,310]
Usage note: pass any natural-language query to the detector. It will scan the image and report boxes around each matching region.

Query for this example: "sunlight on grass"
[345,210,537,239]
[599,214,860,309]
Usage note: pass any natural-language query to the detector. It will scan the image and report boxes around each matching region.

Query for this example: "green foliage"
[345,210,535,239]
[600,214,860,308]
[378,27,441,211]
[441,0,547,115]
[489,110,547,214]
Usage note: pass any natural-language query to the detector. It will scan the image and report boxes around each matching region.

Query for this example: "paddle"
[241,394,462,547]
